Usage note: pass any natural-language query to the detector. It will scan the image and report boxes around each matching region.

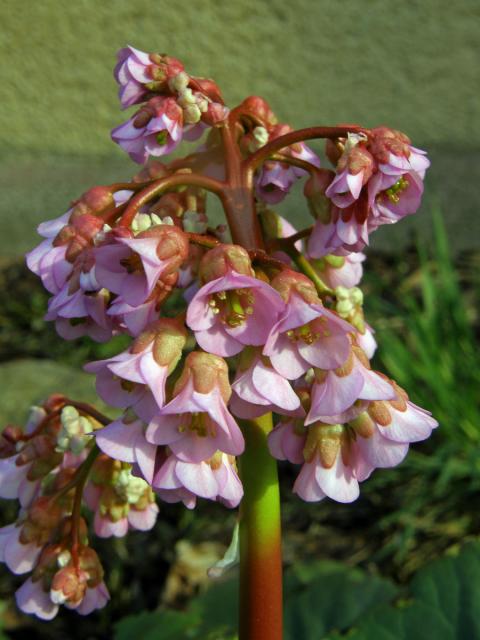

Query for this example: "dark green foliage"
[114,543,480,640]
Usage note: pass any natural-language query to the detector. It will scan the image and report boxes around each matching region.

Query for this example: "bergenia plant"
[0,45,437,638]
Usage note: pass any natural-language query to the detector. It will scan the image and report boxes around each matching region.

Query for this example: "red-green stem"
[118,172,225,228]
[239,413,283,640]
[219,122,266,250]
[245,125,366,174]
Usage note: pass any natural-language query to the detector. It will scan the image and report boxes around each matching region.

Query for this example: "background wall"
[0,0,478,256]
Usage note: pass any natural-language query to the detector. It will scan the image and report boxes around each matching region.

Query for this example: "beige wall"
[0,0,478,254]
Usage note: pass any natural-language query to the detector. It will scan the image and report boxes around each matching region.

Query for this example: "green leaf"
[284,561,398,640]
[345,542,480,639]
[114,609,201,640]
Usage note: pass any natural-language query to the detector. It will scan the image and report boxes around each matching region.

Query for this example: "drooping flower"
[153,450,243,508]
[84,456,158,538]
[111,97,184,163]
[255,124,321,204]
[186,245,285,357]
[307,345,395,425]
[308,127,430,256]
[85,317,187,420]
[263,270,353,380]
[230,348,304,419]
[94,224,188,307]
[146,352,244,462]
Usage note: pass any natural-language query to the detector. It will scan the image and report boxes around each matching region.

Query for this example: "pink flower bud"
[174,351,231,401]
[199,244,253,282]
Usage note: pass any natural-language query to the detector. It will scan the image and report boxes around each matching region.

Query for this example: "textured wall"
[0,0,478,255]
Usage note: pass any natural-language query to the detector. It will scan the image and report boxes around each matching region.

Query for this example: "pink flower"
[230,349,303,419]
[0,524,41,575]
[325,137,374,208]
[307,347,395,425]
[26,211,72,294]
[356,323,377,359]
[309,128,429,256]
[84,461,159,538]
[255,124,320,204]
[95,413,158,484]
[72,582,110,616]
[114,46,153,109]
[55,290,115,343]
[309,253,365,289]
[85,354,157,422]
[112,97,184,163]
[16,578,59,620]
[263,270,353,380]
[293,421,366,503]
[268,417,307,464]
[147,352,244,462]
[153,451,243,507]
[256,160,297,204]
[187,271,285,357]
[85,318,187,418]
[94,225,188,308]
[369,170,424,224]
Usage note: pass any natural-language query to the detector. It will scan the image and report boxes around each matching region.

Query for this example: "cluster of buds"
[0,396,158,619]
[5,46,438,620]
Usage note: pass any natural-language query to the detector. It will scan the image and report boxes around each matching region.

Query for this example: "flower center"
[178,412,216,438]
[286,317,331,345]
[156,130,169,146]
[382,176,409,204]
[208,289,254,327]
[120,252,144,274]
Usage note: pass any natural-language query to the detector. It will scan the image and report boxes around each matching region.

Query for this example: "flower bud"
[131,317,187,373]
[193,77,224,104]
[169,71,190,93]
[368,126,411,164]
[133,161,169,183]
[303,423,344,468]
[79,186,115,214]
[239,96,277,128]
[199,244,253,282]
[303,169,335,223]
[174,351,231,401]
[56,406,94,456]
[270,269,319,304]
[138,224,189,270]
[50,565,87,606]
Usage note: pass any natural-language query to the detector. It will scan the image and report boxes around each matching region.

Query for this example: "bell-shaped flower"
[95,225,188,308]
[147,352,244,463]
[114,47,185,109]
[85,317,187,420]
[111,96,184,163]
[255,124,321,205]
[26,210,72,295]
[230,348,303,419]
[307,345,395,425]
[95,412,158,484]
[293,423,360,503]
[186,245,285,357]
[0,523,41,575]
[268,416,307,465]
[325,134,374,208]
[309,253,365,290]
[264,270,353,380]
[153,450,243,508]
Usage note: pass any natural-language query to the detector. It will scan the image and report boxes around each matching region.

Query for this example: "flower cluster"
[3,46,437,620]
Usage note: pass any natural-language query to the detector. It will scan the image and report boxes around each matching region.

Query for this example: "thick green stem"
[239,412,283,640]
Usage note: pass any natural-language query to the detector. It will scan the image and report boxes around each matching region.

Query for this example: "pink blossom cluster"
[3,45,437,621]
[306,129,430,256]
[0,397,157,619]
